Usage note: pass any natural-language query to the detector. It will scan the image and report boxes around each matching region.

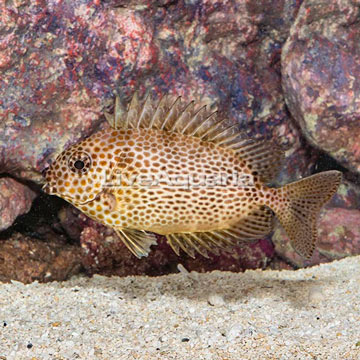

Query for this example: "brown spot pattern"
[44,127,275,234]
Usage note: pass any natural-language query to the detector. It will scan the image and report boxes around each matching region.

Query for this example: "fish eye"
[74,160,85,170]
[68,151,92,175]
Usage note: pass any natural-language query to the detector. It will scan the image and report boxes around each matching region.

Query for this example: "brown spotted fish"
[42,93,342,259]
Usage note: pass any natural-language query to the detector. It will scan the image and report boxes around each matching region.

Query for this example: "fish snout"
[42,183,50,194]
[42,183,55,195]
[41,167,54,194]
[42,166,49,178]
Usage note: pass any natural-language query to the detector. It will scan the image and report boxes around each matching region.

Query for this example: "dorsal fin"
[105,93,241,141]
[233,140,284,183]
[165,206,274,258]
[114,228,157,258]
[104,92,284,183]
[126,91,140,129]
[136,93,155,129]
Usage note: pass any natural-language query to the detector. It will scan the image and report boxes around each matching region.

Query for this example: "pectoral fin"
[115,228,157,258]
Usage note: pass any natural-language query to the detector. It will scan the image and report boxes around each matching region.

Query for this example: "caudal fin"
[273,170,342,258]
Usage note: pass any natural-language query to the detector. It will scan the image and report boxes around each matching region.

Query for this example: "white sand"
[0,256,360,360]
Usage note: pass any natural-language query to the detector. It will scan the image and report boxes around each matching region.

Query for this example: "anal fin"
[115,228,157,258]
[165,206,274,258]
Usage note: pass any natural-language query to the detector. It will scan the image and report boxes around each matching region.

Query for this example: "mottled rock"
[0,177,36,231]
[58,206,89,241]
[274,121,318,186]
[330,177,360,209]
[80,226,179,277]
[279,0,360,264]
[5,0,351,278]
[0,0,304,183]
[0,0,307,279]
[317,207,360,257]
[0,233,82,283]
[282,0,360,174]
[181,239,274,273]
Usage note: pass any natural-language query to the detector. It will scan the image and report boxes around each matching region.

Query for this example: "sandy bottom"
[0,256,359,359]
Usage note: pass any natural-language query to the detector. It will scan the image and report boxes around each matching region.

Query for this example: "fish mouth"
[42,183,55,195]
[42,183,99,205]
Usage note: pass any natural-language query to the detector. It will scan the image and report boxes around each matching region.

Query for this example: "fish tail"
[272,170,342,258]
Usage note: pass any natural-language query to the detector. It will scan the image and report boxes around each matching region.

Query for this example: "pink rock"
[0,0,304,183]
[0,177,36,231]
[6,0,355,278]
[282,0,360,174]
[317,208,360,258]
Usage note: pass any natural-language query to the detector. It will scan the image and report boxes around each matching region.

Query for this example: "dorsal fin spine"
[201,118,227,140]
[180,104,206,134]
[169,100,194,133]
[148,95,167,129]
[216,132,241,146]
[207,124,238,142]
[104,112,114,128]
[134,92,148,129]
[188,111,217,137]
[160,96,182,130]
